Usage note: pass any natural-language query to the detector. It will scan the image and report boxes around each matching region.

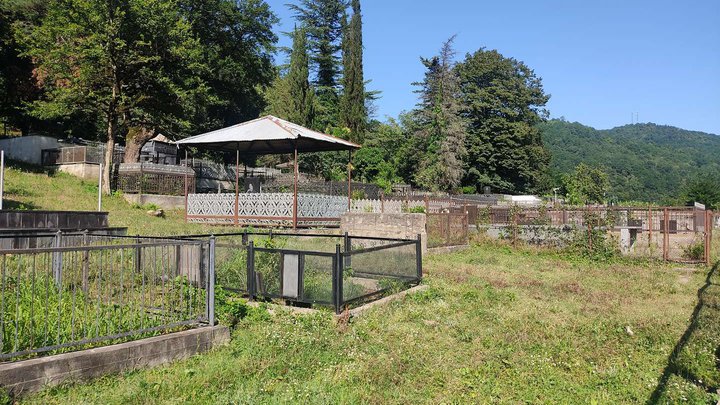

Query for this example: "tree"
[339,0,366,143]
[410,36,467,192]
[0,0,45,135]
[286,26,315,127]
[21,0,213,192]
[681,176,720,210]
[456,48,550,194]
[563,163,610,205]
[288,0,347,131]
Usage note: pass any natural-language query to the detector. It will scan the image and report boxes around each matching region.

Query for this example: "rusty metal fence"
[427,212,469,248]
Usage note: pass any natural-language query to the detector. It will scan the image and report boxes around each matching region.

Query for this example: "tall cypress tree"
[340,0,366,143]
[287,26,315,127]
[288,0,346,130]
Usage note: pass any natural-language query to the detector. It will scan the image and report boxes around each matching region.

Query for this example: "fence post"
[663,208,669,262]
[416,233,423,281]
[207,236,216,325]
[82,230,89,293]
[247,241,256,300]
[135,235,142,274]
[344,232,352,268]
[424,195,430,213]
[381,193,385,213]
[53,230,62,288]
[706,210,712,267]
[333,244,343,314]
[241,230,248,246]
[445,211,451,246]
[663,207,670,260]
[648,207,653,247]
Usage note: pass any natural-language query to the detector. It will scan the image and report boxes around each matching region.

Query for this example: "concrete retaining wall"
[0,325,229,397]
[124,193,186,210]
[57,163,100,181]
[341,212,426,253]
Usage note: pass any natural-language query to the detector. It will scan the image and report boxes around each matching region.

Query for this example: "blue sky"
[264,0,720,135]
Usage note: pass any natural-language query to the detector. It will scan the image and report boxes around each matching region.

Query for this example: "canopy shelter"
[176,115,360,228]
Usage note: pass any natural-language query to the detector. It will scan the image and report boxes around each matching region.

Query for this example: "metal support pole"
[97,162,103,211]
[416,233,423,281]
[293,145,298,229]
[347,150,352,211]
[247,241,256,300]
[184,149,188,222]
[53,230,63,288]
[207,236,216,325]
[0,150,4,210]
[235,146,240,226]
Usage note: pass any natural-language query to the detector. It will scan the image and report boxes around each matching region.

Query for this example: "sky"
[264,0,720,135]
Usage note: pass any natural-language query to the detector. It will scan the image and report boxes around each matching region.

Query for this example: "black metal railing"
[188,231,422,314]
[0,235,214,361]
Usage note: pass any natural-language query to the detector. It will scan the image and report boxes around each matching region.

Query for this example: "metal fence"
[198,231,422,314]
[117,163,196,196]
[41,145,124,166]
[427,212,469,248]
[0,236,214,361]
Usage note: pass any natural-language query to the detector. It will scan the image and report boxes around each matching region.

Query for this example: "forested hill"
[540,120,720,203]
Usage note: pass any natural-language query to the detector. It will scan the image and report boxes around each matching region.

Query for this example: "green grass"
[2,164,229,236]
[5,162,720,403]
[20,243,717,404]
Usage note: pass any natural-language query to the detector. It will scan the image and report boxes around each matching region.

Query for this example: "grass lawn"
[20,244,713,404]
[4,163,719,403]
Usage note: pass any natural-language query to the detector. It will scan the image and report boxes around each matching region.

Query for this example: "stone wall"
[340,212,426,253]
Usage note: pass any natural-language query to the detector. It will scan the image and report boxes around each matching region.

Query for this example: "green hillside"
[540,120,720,203]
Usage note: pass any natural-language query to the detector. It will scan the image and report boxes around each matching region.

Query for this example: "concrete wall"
[341,212,426,253]
[0,325,229,397]
[57,163,100,181]
[0,135,61,165]
[124,193,186,210]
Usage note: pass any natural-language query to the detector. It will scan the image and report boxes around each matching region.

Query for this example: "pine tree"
[286,27,315,127]
[340,0,366,143]
[412,36,467,192]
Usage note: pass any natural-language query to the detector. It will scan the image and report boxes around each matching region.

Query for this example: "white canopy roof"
[176,115,360,154]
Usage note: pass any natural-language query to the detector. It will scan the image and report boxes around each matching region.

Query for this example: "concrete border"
[0,325,230,397]
[246,285,430,319]
[347,285,428,318]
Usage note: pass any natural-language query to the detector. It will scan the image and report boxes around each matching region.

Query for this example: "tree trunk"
[123,126,156,163]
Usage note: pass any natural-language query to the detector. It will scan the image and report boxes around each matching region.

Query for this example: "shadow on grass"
[1,199,39,211]
[647,261,719,404]
[5,158,57,175]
